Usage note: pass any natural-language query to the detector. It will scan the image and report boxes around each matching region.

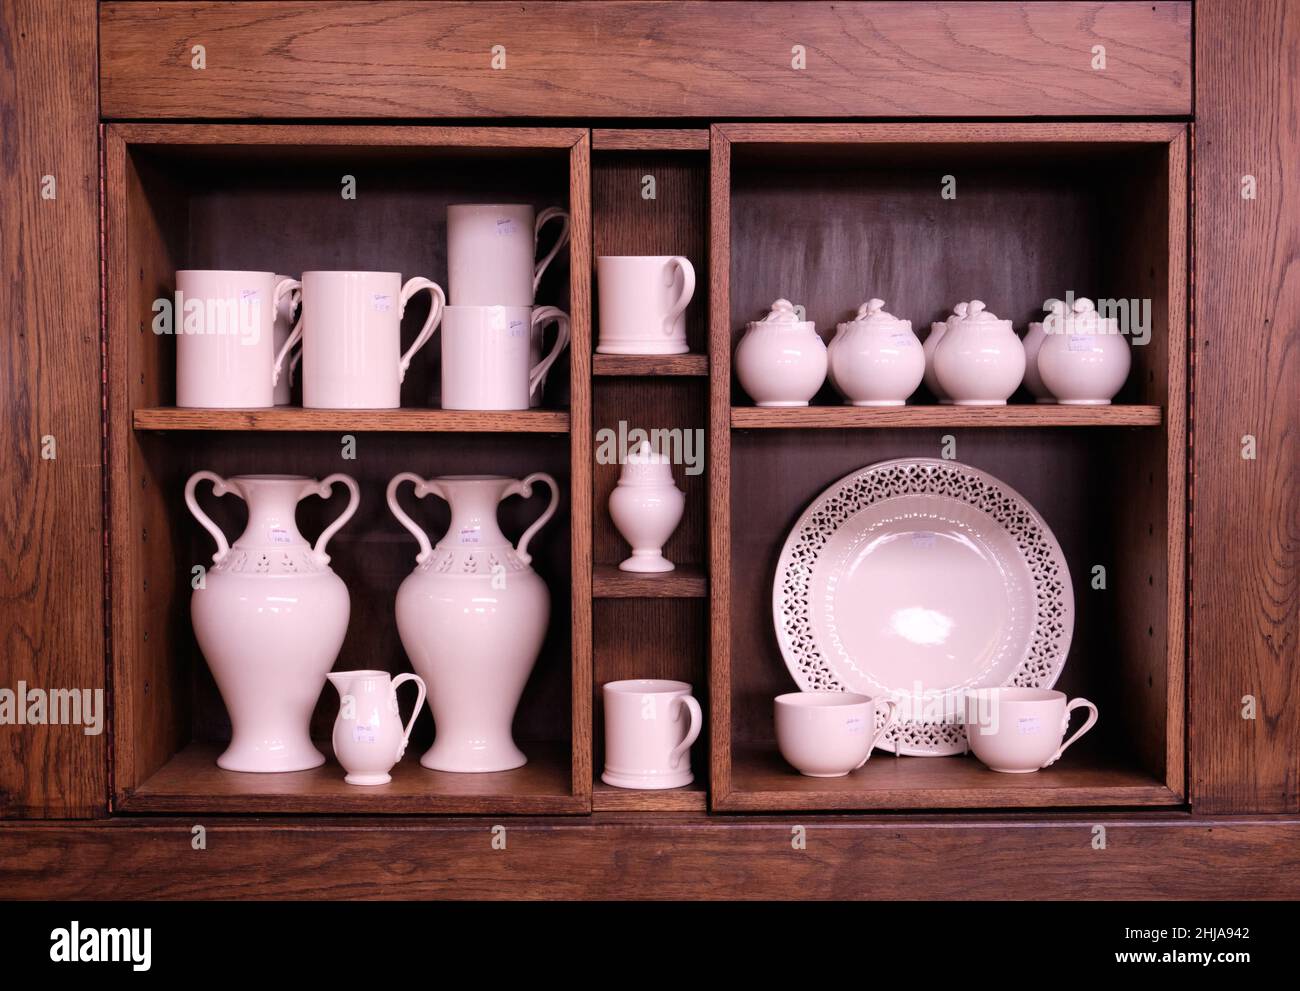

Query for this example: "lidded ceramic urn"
[1035,296,1132,405]
[734,298,828,406]
[827,298,925,406]
[1022,298,1062,403]
[933,299,1026,405]
[923,301,967,404]
[608,441,686,573]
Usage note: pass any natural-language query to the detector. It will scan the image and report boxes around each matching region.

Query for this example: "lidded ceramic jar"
[608,441,686,573]
[734,298,827,407]
[828,298,925,406]
[923,301,967,404]
[933,299,1026,405]
[1021,298,1061,403]
[1035,297,1132,405]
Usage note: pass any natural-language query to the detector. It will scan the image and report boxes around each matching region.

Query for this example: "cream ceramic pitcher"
[327,670,427,785]
[387,472,559,772]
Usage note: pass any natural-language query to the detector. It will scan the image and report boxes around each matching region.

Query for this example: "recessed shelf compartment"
[710,123,1187,812]
[592,780,708,812]
[593,564,708,599]
[730,405,1162,429]
[134,407,571,433]
[593,354,708,377]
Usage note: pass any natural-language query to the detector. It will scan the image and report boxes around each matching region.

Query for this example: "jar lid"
[837,298,912,334]
[1036,296,1119,335]
[748,297,814,331]
[619,441,676,485]
[951,299,1012,332]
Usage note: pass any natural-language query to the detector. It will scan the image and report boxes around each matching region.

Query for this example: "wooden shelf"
[120,742,582,814]
[593,354,709,377]
[592,781,708,812]
[721,747,1179,812]
[731,405,1162,429]
[593,564,708,598]
[592,128,710,152]
[133,407,571,433]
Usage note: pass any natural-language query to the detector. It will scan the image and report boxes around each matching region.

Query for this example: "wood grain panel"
[732,406,1162,429]
[0,0,106,817]
[134,409,571,433]
[4,816,1300,900]
[1191,0,1300,813]
[99,2,1192,120]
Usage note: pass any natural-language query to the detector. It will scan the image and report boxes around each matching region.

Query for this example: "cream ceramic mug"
[276,271,445,410]
[964,687,1099,773]
[596,255,695,355]
[447,204,570,306]
[601,679,702,790]
[440,305,570,410]
[775,691,899,777]
[175,270,301,408]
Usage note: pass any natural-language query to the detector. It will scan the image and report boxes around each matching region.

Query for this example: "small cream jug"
[734,298,827,406]
[828,298,925,406]
[327,670,427,785]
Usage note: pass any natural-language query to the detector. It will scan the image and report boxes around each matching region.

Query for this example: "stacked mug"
[442,204,572,410]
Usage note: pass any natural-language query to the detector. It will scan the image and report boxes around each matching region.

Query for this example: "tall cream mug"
[447,204,570,306]
[440,305,570,410]
[964,688,1099,773]
[175,270,301,408]
[596,255,695,355]
[601,679,702,790]
[276,271,445,410]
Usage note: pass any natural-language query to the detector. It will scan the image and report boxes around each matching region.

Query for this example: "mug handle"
[503,471,558,566]
[386,472,448,565]
[668,695,703,770]
[663,257,695,335]
[856,699,900,769]
[390,673,427,763]
[532,207,570,296]
[270,277,303,388]
[527,306,570,400]
[1042,698,1099,768]
[304,473,360,566]
[184,471,238,564]
[398,278,446,383]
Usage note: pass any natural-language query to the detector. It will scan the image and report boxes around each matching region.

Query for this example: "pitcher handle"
[386,472,448,565]
[532,207,570,296]
[663,257,695,335]
[390,673,427,763]
[503,471,558,566]
[270,277,303,388]
[527,306,570,400]
[668,695,703,770]
[1042,698,1099,769]
[184,470,237,564]
[397,278,445,383]
[307,473,360,566]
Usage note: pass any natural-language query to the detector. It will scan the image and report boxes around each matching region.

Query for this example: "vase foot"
[618,554,675,573]
[421,741,527,774]
[216,740,326,774]
[343,772,393,786]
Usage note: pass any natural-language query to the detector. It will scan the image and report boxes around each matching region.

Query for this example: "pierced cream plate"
[772,458,1074,755]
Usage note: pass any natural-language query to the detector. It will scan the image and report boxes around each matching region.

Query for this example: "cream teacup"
[964,687,1098,773]
[775,691,899,777]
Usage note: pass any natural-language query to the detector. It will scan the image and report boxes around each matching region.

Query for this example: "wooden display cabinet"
[105,125,593,813]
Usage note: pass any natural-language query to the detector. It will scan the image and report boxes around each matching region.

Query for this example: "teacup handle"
[1042,698,1099,768]
[663,257,696,335]
[390,673,427,763]
[307,473,360,566]
[398,278,446,383]
[856,699,900,769]
[184,470,237,564]
[503,472,558,566]
[533,207,570,296]
[528,306,570,400]
[668,695,703,770]
[270,277,303,387]
[386,472,447,565]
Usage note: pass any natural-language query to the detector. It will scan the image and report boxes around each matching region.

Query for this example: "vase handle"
[386,472,449,565]
[184,470,238,564]
[504,472,559,566]
[307,473,360,566]
[390,673,427,763]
